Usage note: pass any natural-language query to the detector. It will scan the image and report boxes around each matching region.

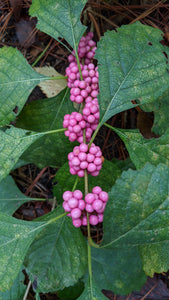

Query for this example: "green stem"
[87,218,93,293]
[32,42,51,67]
[74,42,94,291]
[74,48,83,80]
[20,128,66,140]
[88,122,102,148]
[47,212,67,225]
[83,128,86,144]
[84,169,93,292]
[84,169,88,196]
[72,176,80,192]
[104,122,115,131]
[43,128,67,135]
[88,236,100,248]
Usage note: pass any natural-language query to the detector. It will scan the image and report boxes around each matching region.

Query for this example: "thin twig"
[23,280,32,300]
[25,167,48,196]
[130,0,167,24]
[87,8,118,28]
[140,282,158,300]
[88,12,101,40]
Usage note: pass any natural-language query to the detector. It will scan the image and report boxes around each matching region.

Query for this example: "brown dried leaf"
[34,66,67,97]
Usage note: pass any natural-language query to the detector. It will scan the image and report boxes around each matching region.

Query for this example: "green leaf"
[53,159,121,202]
[24,207,87,292]
[29,0,87,51]
[0,47,46,126]
[139,242,169,277]
[91,247,146,295]
[111,157,136,172]
[0,126,44,181]
[0,266,26,300]
[0,212,45,291]
[0,175,39,215]
[141,89,169,136]
[16,88,75,168]
[111,127,169,169]
[102,163,169,248]
[101,162,169,280]
[95,22,169,126]
[77,277,107,300]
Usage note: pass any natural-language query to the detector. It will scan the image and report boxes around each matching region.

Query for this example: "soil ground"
[1,0,169,299]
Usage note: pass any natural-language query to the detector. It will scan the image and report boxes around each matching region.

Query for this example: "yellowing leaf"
[35,66,67,97]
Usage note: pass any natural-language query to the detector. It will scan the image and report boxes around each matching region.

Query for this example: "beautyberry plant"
[1,0,169,299]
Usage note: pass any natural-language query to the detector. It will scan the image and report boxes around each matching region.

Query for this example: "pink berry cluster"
[64,32,99,143]
[62,32,108,227]
[68,143,103,177]
[63,187,108,227]
[63,112,93,143]
[67,32,96,70]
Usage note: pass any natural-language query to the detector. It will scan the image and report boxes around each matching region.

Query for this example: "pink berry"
[90,170,99,176]
[79,143,88,152]
[98,213,104,223]
[77,170,85,177]
[71,208,81,219]
[68,197,78,208]
[88,63,95,70]
[79,80,87,89]
[91,90,98,98]
[73,88,80,96]
[97,202,106,213]
[92,199,103,211]
[63,191,72,201]
[68,152,74,160]
[87,153,94,162]
[73,125,81,133]
[89,215,99,225]
[73,190,83,199]
[76,95,84,103]
[78,152,87,161]
[73,146,80,156]
[99,191,108,202]
[94,158,102,165]
[78,200,85,210]
[68,54,75,62]
[86,204,94,213]
[96,164,102,171]
[85,193,95,204]
[87,163,96,172]
[82,215,87,226]
[63,201,71,212]
[92,186,102,194]
[70,168,77,175]
[73,219,82,227]
[80,161,88,169]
